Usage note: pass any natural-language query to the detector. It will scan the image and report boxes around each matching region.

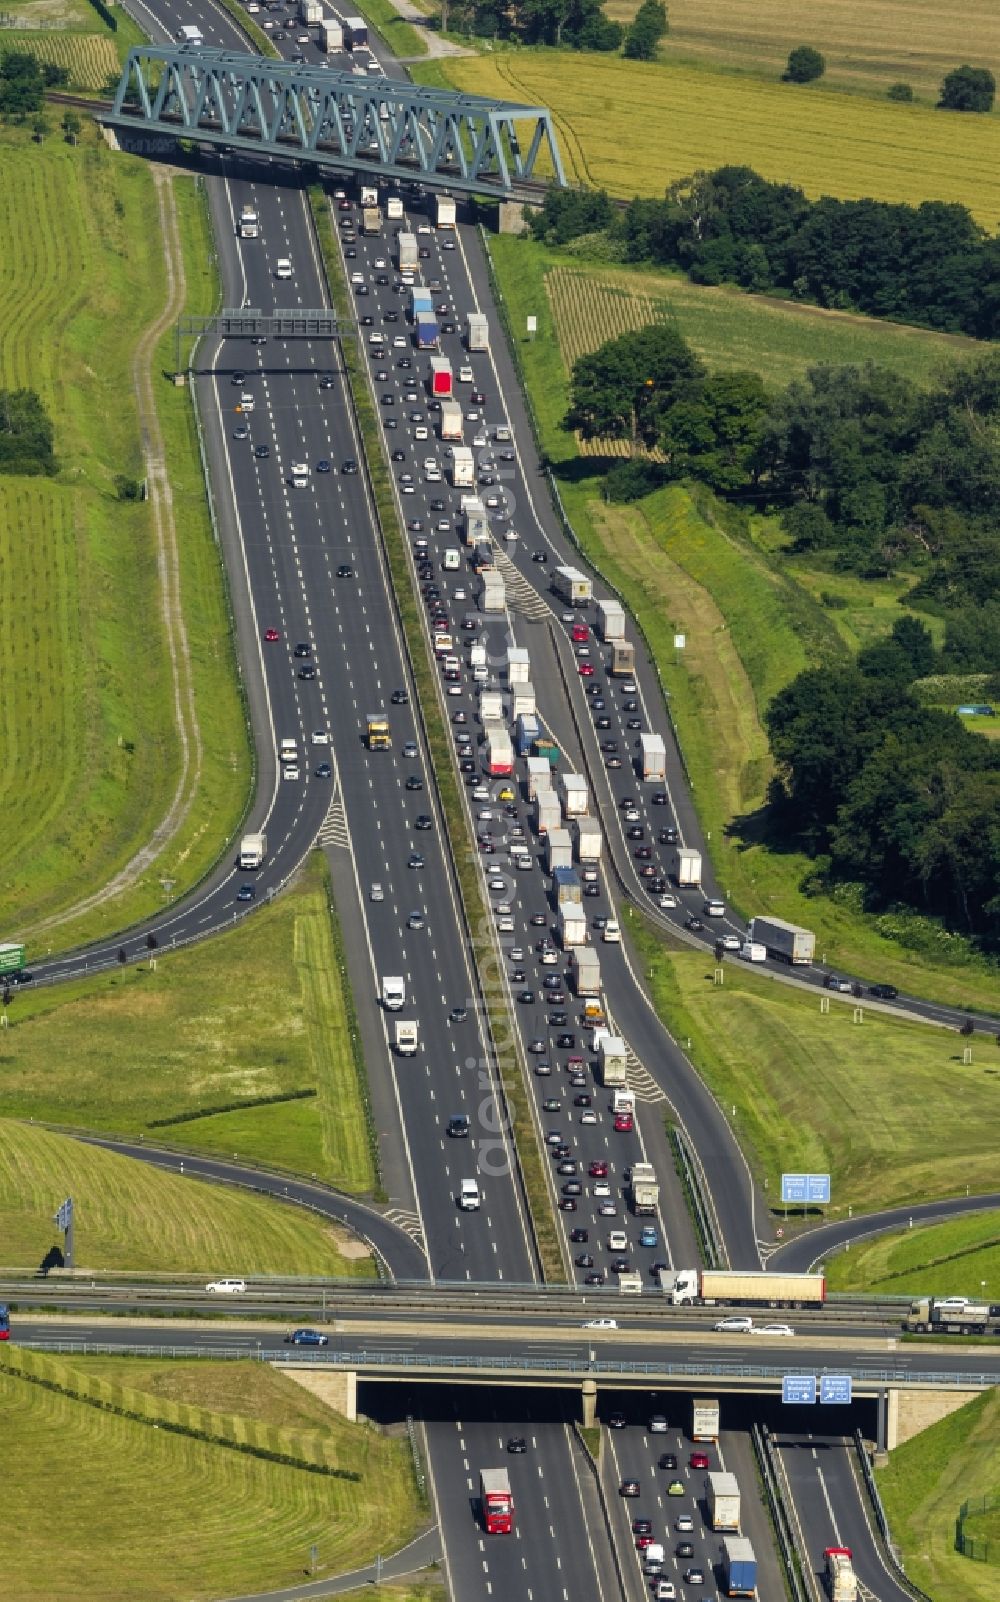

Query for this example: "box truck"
[824,1549,857,1602]
[516,714,540,758]
[574,816,602,862]
[362,206,381,235]
[511,683,535,720]
[610,639,636,677]
[467,311,489,350]
[300,0,321,21]
[479,690,503,724]
[464,498,490,544]
[553,565,592,607]
[319,16,343,48]
[507,646,530,683]
[559,773,588,817]
[485,728,514,776]
[439,398,463,440]
[397,232,418,274]
[747,915,816,966]
[597,598,626,640]
[629,1162,659,1215]
[381,975,405,1011]
[343,15,368,45]
[669,846,701,887]
[238,831,266,870]
[430,355,453,397]
[546,830,573,873]
[238,204,259,238]
[0,942,26,978]
[452,445,475,488]
[559,907,587,947]
[660,1269,826,1307]
[366,712,391,750]
[640,732,666,782]
[479,576,505,614]
[435,195,457,228]
[707,1472,741,1531]
[722,1537,757,1597]
[526,756,552,800]
[411,286,433,320]
[570,946,601,996]
[416,316,439,350]
[600,1043,628,1088]
[394,1019,418,1056]
[386,195,404,221]
[536,792,561,835]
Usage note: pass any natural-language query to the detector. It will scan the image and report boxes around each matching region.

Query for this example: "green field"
[0,854,378,1192]
[423,53,1000,225]
[879,1389,1000,1602]
[826,1211,1000,1297]
[0,123,249,955]
[0,1118,371,1274]
[487,232,999,1008]
[625,927,1000,1214]
[0,30,121,86]
[0,1350,419,1601]
[598,0,1000,104]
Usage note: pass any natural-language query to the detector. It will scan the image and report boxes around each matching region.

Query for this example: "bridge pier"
[581,1378,598,1428]
[282,1364,358,1421]
[885,1385,981,1450]
[499,201,531,235]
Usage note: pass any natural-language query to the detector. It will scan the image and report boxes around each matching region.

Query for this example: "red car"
[579,662,595,677]
[572,623,589,642]
[614,1112,634,1133]
[589,1160,609,1178]
[264,627,281,642]
[636,1535,654,1550]
[690,1452,710,1470]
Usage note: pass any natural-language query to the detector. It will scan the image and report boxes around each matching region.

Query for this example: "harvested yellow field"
[0,31,120,90]
[443,54,1000,225]
[601,0,1000,102]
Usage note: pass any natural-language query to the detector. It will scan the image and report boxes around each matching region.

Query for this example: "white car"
[351,271,365,284]
[311,729,329,744]
[423,457,437,471]
[414,425,429,440]
[675,1513,694,1531]
[720,934,741,950]
[715,1316,754,1333]
[274,258,292,279]
[282,764,300,780]
[607,1231,628,1251]
[583,1318,618,1330]
[580,1110,597,1124]
[592,1180,611,1197]
[374,257,387,268]
[658,894,678,910]
[754,1323,795,1338]
[459,365,474,382]
[206,1278,246,1294]
[370,883,384,902]
[654,1584,676,1601]
[393,335,407,347]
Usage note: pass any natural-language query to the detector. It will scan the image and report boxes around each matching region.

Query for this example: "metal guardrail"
[753,1423,809,1602]
[671,1126,726,1269]
[15,1341,999,1389]
[853,1431,936,1602]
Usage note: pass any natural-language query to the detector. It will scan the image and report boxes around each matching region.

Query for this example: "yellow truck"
[366,712,391,751]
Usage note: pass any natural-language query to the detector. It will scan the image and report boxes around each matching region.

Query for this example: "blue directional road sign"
[782,1375,817,1405]
[781,1173,831,1205]
[820,1375,853,1405]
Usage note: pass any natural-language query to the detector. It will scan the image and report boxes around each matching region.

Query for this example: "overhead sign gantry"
[110,45,566,198]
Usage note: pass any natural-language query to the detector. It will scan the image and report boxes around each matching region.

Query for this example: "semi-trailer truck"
[238,831,266,869]
[300,0,321,21]
[516,713,541,758]
[362,207,381,235]
[319,16,343,48]
[707,1472,741,1531]
[574,815,602,862]
[536,792,560,835]
[416,316,439,350]
[436,195,457,228]
[343,15,368,46]
[747,915,816,965]
[570,946,601,996]
[722,1537,757,1597]
[660,1269,826,1307]
[386,195,404,221]
[546,830,573,873]
[480,1468,513,1533]
[905,1296,1000,1334]
[507,645,530,682]
[597,598,626,640]
[559,907,587,947]
[552,866,582,906]
[464,498,489,543]
[439,398,463,440]
[397,232,418,275]
[559,773,588,816]
[669,846,702,887]
[430,355,453,397]
[597,1034,628,1086]
[691,1398,720,1441]
[452,445,474,488]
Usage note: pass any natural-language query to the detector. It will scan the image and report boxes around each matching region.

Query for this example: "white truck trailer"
[238,831,266,869]
[747,915,816,965]
[669,846,702,887]
[570,946,601,997]
[553,565,592,607]
[707,1472,741,1531]
[573,815,602,862]
[466,311,489,350]
[640,732,666,782]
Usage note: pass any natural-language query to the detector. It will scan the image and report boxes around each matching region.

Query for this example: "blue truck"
[515,713,540,757]
[722,1536,756,1597]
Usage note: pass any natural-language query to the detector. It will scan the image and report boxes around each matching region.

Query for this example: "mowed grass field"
[600,0,1000,104]
[626,930,1000,1212]
[0,855,378,1192]
[0,1352,418,1601]
[878,1389,1000,1602]
[0,126,249,953]
[0,1117,370,1274]
[428,54,1000,224]
[489,234,999,1007]
[825,1211,1000,1296]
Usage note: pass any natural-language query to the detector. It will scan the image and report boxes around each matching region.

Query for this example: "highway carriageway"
[13,1324,1000,1399]
[0,1277,913,1331]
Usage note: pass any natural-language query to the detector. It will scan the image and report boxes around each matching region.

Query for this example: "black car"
[254,444,270,459]
[408,852,425,869]
[507,1436,527,1454]
[576,1252,594,1268]
[633,1518,653,1536]
[620,1480,640,1499]
[659,1452,677,1471]
[231,370,246,386]
[584,1270,605,1286]
[341,458,358,473]
[556,1032,575,1048]
[298,663,317,680]
[608,1412,627,1429]
[405,776,423,791]
[569,1227,589,1243]
[685,916,704,932]
[337,564,352,577]
[415,815,432,830]
[315,762,332,779]
[677,1543,694,1560]
[391,688,409,705]
[869,983,899,1000]
[447,1115,470,1137]
[517,988,536,1004]
[236,884,255,902]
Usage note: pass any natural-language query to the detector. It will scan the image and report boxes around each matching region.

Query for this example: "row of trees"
[0,50,68,118]
[530,166,1000,340]
[0,389,57,476]
[446,0,624,49]
[766,653,1000,945]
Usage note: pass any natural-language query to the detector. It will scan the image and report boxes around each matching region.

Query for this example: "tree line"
[530,165,1000,340]
[445,0,666,52]
[0,50,68,117]
[0,389,57,476]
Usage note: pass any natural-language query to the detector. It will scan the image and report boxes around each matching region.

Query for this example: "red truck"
[480,1468,514,1533]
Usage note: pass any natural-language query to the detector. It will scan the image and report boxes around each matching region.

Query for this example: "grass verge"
[878,1389,1000,1602]
[624,911,1000,1215]
[308,185,563,1278]
[357,0,428,57]
[0,854,377,1194]
[825,1212,1000,1298]
[0,1350,419,1601]
[484,231,1000,1011]
[0,1117,370,1274]
[0,122,250,955]
[426,52,1000,226]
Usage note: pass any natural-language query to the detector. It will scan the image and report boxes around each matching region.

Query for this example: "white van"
[740,941,767,962]
[290,463,309,487]
[239,391,254,413]
[177,23,204,43]
[443,547,462,570]
[458,1178,481,1210]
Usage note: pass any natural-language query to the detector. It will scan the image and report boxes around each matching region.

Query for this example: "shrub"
[783,46,825,84]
